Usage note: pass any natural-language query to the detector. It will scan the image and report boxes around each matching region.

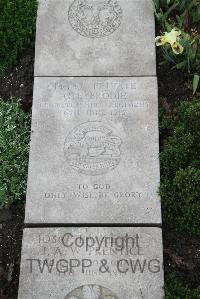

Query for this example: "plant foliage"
[0,0,38,74]
[160,100,200,235]
[154,0,200,93]
[153,0,200,27]
[165,273,200,298]
[0,100,30,208]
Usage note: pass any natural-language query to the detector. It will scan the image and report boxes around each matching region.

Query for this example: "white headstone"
[25,77,161,224]
[34,0,156,76]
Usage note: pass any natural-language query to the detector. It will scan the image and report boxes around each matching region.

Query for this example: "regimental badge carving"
[64,122,122,175]
[68,0,123,38]
[65,284,118,299]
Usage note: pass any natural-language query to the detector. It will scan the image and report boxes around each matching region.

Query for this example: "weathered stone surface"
[25,77,161,224]
[34,0,156,76]
[18,227,164,298]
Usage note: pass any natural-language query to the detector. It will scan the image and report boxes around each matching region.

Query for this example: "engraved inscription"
[65,284,118,299]
[68,0,123,38]
[64,122,122,175]
[35,80,151,123]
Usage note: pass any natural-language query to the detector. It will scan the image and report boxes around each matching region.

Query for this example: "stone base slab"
[18,227,164,298]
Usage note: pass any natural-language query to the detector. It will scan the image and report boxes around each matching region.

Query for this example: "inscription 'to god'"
[68,0,123,38]
[65,284,118,299]
[64,122,122,176]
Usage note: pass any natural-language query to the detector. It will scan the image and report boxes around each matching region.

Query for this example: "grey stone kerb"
[18,0,164,298]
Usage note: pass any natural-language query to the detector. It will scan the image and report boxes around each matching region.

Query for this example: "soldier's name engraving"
[40,245,142,258]
[63,91,129,100]
[46,80,139,102]
[48,81,136,91]
[33,80,150,123]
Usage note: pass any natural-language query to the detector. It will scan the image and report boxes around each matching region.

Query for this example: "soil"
[163,223,200,288]
[0,203,25,299]
[157,58,193,106]
[0,48,199,298]
[0,48,34,112]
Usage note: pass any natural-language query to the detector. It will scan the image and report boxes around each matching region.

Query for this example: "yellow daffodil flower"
[155,28,184,55]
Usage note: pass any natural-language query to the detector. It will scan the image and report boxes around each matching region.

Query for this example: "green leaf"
[174,60,187,70]
[193,74,200,94]
[153,0,160,10]
[163,1,179,19]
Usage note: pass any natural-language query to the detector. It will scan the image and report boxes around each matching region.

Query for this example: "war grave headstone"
[18,227,164,298]
[18,0,164,297]
[34,0,156,76]
[25,77,161,224]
